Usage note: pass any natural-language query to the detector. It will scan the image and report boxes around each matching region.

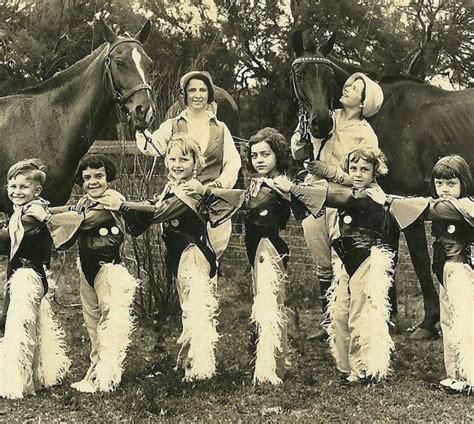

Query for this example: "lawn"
[0,249,472,423]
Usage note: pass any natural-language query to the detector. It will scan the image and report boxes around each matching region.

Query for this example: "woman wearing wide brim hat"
[135,70,241,260]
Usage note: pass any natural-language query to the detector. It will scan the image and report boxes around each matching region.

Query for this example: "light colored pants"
[301,209,338,281]
[439,282,456,379]
[207,219,232,261]
[329,255,393,379]
[79,271,111,384]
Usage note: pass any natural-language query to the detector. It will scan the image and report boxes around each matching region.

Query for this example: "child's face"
[348,157,375,189]
[166,146,195,181]
[251,141,278,177]
[434,177,461,199]
[82,166,108,198]
[7,174,42,206]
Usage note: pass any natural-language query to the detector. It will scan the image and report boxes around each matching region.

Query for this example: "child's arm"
[181,178,245,226]
[275,176,372,216]
[304,160,352,185]
[49,205,73,214]
[366,187,474,229]
[25,204,84,250]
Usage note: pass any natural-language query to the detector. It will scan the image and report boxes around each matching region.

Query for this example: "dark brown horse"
[291,30,474,337]
[0,19,154,210]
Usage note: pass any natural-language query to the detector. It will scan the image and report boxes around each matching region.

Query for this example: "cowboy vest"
[431,219,474,285]
[333,203,398,277]
[172,117,225,185]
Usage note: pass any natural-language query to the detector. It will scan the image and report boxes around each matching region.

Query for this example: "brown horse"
[0,19,154,210]
[291,30,474,338]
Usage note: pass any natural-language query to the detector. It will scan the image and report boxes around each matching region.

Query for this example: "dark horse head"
[98,18,154,130]
[291,30,339,139]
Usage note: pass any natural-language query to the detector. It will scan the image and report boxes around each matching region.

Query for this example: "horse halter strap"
[290,56,336,107]
[105,38,152,106]
[290,56,337,160]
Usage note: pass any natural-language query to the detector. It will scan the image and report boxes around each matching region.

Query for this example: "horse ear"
[319,32,336,57]
[135,20,151,44]
[97,18,117,44]
[292,30,304,56]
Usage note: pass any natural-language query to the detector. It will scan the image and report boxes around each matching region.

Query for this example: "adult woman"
[136,71,241,259]
[291,73,384,339]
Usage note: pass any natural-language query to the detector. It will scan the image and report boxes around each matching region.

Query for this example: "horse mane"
[17,43,107,95]
[379,74,425,84]
[328,55,425,85]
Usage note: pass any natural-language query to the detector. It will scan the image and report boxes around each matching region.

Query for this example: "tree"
[402,0,473,87]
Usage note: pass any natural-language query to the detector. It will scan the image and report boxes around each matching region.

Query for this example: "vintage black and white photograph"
[0,0,472,421]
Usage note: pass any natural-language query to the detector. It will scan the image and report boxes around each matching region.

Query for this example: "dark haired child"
[0,159,70,399]
[276,146,398,384]
[33,154,137,393]
[99,134,243,382]
[241,127,292,385]
[367,154,473,393]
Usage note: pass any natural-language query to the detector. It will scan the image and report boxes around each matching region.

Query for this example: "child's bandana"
[8,198,49,260]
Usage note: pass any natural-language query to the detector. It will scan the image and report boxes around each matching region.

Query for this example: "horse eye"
[295,72,302,79]
[114,59,124,67]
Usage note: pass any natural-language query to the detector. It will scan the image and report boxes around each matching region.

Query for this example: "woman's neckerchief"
[8,197,49,260]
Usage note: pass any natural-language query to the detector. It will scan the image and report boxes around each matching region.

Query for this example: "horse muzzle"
[128,98,154,131]
[310,115,332,139]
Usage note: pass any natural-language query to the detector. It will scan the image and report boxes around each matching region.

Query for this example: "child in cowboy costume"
[276,146,398,384]
[241,127,292,385]
[367,155,473,394]
[99,134,243,382]
[35,155,137,394]
[0,159,70,399]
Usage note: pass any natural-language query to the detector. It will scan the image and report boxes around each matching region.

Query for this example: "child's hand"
[24,204,49,222]
[305,160,336,179]
[366,186,388,205]
[273,175,293,193]
[96,193,125,211]
[148,194,161,204]
[182,179,207,197]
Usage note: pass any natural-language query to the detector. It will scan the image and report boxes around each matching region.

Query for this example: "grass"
[0,250,472,423]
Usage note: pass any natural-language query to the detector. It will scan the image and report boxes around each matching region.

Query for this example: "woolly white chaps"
[251,238,287,385]
[77,262,137,392]
[325,246,395,381]
[0,268,70,399]
[440,262,474,389]
[176,244,219,381]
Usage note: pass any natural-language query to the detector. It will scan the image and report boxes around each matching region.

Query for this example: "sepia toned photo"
[0,0,472,421]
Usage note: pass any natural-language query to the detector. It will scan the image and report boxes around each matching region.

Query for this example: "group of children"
[0,127,472,399]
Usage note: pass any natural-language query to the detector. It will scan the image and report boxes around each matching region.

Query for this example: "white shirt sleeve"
[135,119,173,157]
[213,125,241,189]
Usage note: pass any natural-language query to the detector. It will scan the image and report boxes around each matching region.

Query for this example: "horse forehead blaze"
[131,48,147,84]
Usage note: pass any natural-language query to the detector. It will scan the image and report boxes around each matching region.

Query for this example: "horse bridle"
[105,38,153,107]
[290,56,337,160]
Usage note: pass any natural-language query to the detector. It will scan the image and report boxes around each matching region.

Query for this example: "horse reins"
[104,38,153,108]
[290,56,344,160]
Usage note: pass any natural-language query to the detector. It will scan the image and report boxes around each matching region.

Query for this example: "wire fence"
[87,139,430,324]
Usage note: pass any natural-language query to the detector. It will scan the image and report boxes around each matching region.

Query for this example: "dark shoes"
[307,326,328,341]
[409,326,439,341]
